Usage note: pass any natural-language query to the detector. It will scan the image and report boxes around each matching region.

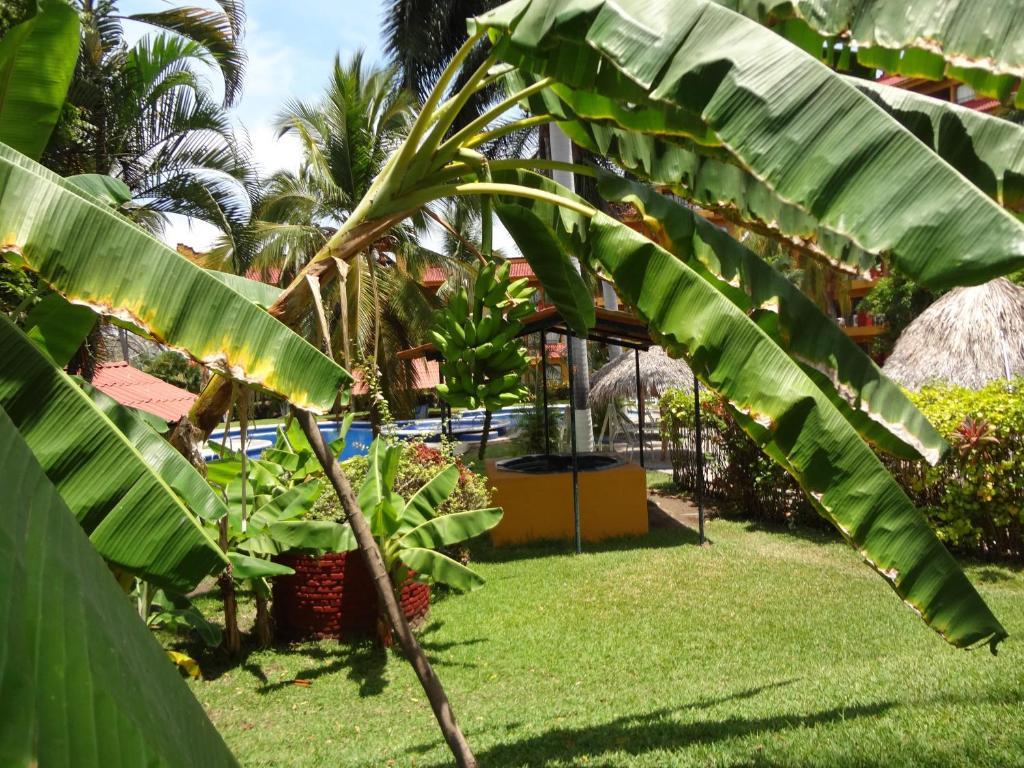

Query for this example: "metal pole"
[567,333,581,554]
[635,349,645,468]
[540,331,550,455]
[694,373,706,545]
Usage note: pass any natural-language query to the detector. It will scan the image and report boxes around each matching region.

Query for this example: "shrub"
[659,387,817,528]
[661,380,1024,559]
[311,439,492,526]
[891,380,1024,560]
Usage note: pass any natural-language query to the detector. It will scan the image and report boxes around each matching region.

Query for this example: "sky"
[121,0,396,250]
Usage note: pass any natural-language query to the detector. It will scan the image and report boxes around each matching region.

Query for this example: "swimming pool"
[204,420,374,462]
[203,406,545,462]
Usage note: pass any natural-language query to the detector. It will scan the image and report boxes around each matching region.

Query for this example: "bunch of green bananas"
[430,261,535,412]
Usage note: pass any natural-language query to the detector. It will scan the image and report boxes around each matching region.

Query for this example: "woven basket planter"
[271,551,430,642]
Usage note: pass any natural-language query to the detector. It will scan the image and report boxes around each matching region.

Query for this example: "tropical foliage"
[8,0,1024,764]
[0,404,237,768]
[897,381,1024,560]
[313,437,502,593]
[42,1,255,241]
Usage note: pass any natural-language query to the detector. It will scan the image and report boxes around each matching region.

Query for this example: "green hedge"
[660,381,1024,559]
[892,380,1024,560]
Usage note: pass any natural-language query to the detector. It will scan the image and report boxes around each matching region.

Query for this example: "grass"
[183,520,1024,767]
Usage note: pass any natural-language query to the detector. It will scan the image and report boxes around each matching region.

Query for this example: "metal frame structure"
[397,306,708,551]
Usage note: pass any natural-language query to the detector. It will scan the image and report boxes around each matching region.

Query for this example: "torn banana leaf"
[475,0,1024,288]
[0,314,227,592]
[0,141,350,412]
[717,0,1024,107]
[594,171,947,464]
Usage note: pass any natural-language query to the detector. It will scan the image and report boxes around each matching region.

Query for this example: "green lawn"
[185,520,1024,767]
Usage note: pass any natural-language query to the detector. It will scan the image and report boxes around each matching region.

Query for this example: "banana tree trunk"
[477,410,492,460]
[295,410,477,768]
[218,517,241,657]
[550,125,595,451]
[254,592,272,648]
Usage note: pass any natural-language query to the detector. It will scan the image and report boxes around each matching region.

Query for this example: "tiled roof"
[350,359,440,395]
[91,362,197,422]
[422,260,536,286]
[959,96,1001,114]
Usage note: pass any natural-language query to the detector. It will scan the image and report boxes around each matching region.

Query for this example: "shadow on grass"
[469,525,702,565]
[414,690,892,768]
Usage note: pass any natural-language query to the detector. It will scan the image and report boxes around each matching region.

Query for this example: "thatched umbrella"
[589,346,693,409]
[883,277,1024,390]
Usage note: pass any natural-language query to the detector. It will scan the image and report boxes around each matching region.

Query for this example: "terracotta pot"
[271,551,429,642]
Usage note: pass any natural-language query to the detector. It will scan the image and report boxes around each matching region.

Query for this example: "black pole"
[567,333,581,554]
[635,349,645,468]
[694,373,706,545]
[540,331,550,455]
[439,366,451,441]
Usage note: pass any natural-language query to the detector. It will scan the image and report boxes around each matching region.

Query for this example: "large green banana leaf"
[487,172,1004,650]
[23,292,97,367]
[522,77,1024,291]
[593,172,948,464]
[850,79,1024,214]
[0,142,350,412]
[0,0,79,160]
[0,314,227,592]
[81,383,229,523]
[0,406,238,768]
[717,0,1024,107]
[491,167,945,463]
[594,211,1005,650]
[474,0,1024,289]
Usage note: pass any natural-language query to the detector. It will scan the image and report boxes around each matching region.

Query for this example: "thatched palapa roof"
[589,346,693,409]
[882,277,1024,390]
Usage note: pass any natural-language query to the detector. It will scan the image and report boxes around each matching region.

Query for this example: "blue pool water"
[203,407,539,462]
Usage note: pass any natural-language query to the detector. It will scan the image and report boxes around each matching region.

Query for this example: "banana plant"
[8,1,1024,766]
[205,415,356,647]
[183,0,1021,651]
[343,437,503,594]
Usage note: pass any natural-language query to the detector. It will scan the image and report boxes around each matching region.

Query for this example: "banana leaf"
[0,0,79,159]
[205,270,283,309]
[590,209,1006,650]
[849,78,1024,213]
[81,382,229,523]
[717,0,1024,107]
[0,141,350,412]
[226,551,294,579]
[593,171,947,464]
[359,438,405,537]
[397,547,486,592]
[399,508,504,550]
[474,0,1024,289]
[67,173,133,208]
[401,464,460,531]
[265,520,356,553]
[496,203,595,336]
[489,171,1004,650]
[0,314,227,592]
[0,405,238,768]
[23,292,97,366]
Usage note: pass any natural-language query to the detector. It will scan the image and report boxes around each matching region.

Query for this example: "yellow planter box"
[485,457,649,546]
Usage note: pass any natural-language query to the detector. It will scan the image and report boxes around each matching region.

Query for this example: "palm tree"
[42,1,254,239]
[251,51,441,419]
